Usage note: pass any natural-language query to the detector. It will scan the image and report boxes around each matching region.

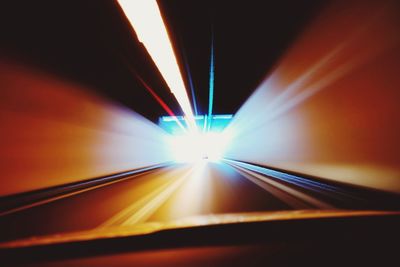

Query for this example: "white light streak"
[117,0,196,131]
[169,131,232,163]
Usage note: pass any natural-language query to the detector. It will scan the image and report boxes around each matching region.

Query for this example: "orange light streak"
[0,60,173,196]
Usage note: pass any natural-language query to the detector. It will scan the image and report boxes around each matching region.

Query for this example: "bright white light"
[169,131,232,163]
[117,0,196,130]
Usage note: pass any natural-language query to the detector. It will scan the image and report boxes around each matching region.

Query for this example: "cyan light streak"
[207,32,215,131]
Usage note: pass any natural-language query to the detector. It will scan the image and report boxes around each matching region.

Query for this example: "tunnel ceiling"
[0,0,323,121]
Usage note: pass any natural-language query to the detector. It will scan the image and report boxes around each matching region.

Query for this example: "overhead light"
[117,0,196,131]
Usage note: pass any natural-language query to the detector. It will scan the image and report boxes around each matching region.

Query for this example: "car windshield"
[1,0,400,246]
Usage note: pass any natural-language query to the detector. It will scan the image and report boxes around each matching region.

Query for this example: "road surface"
[0,160,398,242]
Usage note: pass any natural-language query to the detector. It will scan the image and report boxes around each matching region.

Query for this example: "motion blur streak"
[207,34,215,130]
[135,74,186,132]
[224,0,400,193]
[0,60,173,196]
[117,0,196,130]
[181,47,199,116]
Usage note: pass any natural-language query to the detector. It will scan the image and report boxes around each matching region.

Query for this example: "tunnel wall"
[0,61,173,197]
[224,0,400,193]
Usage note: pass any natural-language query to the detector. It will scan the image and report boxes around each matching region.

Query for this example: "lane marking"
[233,167,313,209]
[0,167,169,217]
[227,162,334,209]
[99,168,194,227]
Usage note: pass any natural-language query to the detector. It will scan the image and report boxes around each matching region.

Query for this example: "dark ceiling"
[0,0,325,121]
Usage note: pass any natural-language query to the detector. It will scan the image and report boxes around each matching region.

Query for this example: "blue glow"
[161,115,234,162]
[159,114,232,135]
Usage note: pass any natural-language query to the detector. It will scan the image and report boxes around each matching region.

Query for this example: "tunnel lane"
[0,161,399,243]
